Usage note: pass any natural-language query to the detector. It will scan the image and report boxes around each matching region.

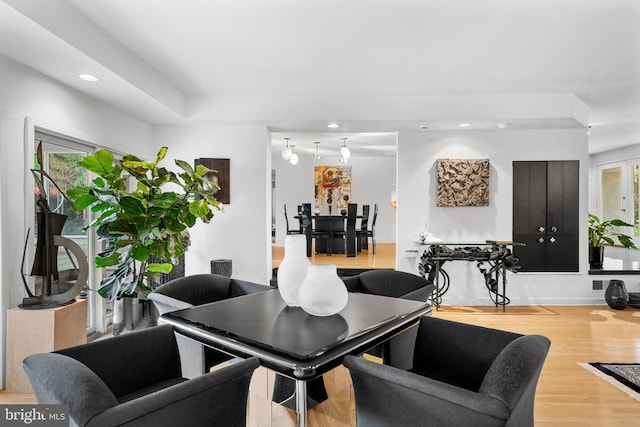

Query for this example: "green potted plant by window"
[68,147,222,300]
[588,213,637,269]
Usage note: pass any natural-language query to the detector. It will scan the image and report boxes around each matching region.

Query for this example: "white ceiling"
[1,0,639,156]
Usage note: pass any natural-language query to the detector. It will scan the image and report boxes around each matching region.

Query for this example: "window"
[596,160,640,269]
[34,131,98,334]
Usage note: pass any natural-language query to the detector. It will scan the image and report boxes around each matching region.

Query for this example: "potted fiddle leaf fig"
[588,213,637,269]
[68,147,222,299]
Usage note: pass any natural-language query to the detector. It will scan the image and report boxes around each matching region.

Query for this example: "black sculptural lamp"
[20,167,88,309]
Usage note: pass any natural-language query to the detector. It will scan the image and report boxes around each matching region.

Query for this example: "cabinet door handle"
[549,237,556,243]
[538,237,545,244]
[550,226,558,232]
[538,226,545,233]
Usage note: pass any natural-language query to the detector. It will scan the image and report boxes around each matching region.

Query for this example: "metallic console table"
[416,241,523,311]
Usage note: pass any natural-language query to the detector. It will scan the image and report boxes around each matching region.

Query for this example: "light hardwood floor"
[272,242,396,270]
[3,244,639,426]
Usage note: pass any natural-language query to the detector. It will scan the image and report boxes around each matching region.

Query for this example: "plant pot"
[589,246,604,269]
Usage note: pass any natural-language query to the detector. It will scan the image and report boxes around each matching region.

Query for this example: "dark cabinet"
[513,161,579,272]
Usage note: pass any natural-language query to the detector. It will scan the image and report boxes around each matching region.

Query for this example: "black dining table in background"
[296,213,361,257]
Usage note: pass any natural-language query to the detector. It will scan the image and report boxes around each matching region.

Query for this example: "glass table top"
[164,289,430,360]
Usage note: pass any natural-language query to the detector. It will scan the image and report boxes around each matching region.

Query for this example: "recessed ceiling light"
[78,74,99,82]
[328,123,339,129]
[498,122,512,129]
[458,123,471,128]
[420,125,429,131]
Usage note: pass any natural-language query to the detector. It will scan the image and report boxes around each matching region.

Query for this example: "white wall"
[273,152,397,246]
[152,124,272,285]
[0,54,153,387]
[396,128,604,305]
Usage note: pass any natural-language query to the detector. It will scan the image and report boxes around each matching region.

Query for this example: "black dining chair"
[300,203,315,256]
[333,203,358,257]
[284,204,302,235]
[344,318,551,427]
[357,203,378,254]
[357,205,370,252]
[305,203,336,256]
[24,324,260,427]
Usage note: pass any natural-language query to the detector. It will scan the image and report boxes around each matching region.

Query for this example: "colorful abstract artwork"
[436,159,490,207]
[314,165,352,214]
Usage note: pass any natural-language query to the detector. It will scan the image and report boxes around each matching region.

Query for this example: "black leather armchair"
[23,325,259,427]
[344,317,550,427]
[342,269,435,369]
[148,274,269,376]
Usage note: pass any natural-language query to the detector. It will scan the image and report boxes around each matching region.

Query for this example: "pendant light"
[313,141,321,163]
[281,137,293,160]
[289,145,299,165]
[340,137,351,160]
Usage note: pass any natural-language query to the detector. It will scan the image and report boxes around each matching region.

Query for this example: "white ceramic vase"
[298,264,349,316]
[277,234,311,307]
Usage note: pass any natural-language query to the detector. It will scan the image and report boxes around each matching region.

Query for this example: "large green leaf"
[147,263,173,273]
[79,150,114,176]
[108,218,138,236]
[151,192,177,208]
[189,199,210,217]
[89,208,118,229]
[155,146,168,164]
[92,177,106,187]
[131,215,161,232]
[67,186,90,200]
[90,201,111,213]
[164,216,187,233]
[95,252,120,268]
[131,243,150,261]
[175,159,194,176]
[98,275,120,299]
[72,194,99,211]
[120,196,145,215]
[194,163,213,179]
[122,160,154,175]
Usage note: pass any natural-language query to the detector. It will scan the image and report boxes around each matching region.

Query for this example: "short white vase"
[277,234,311,307]
[298,264,349,316]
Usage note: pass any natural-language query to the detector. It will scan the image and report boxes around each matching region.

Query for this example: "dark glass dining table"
[159,289,432,427]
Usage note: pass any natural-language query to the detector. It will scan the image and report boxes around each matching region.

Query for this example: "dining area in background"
[288,203,377,258]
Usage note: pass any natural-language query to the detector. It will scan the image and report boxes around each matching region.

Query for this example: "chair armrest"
[341,276,360,292]
[87,357,260,427]
[344,355,509,427]
[229,279,270,297]
[400,283,435,302]
[23,353,119,427]
[479,335,551,409]
[148,293,193,316]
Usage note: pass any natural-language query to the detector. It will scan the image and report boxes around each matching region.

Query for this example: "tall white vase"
[299,264,349,316]
[277,234,311,307]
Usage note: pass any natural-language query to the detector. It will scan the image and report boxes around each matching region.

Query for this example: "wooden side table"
[6,299,87,393]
